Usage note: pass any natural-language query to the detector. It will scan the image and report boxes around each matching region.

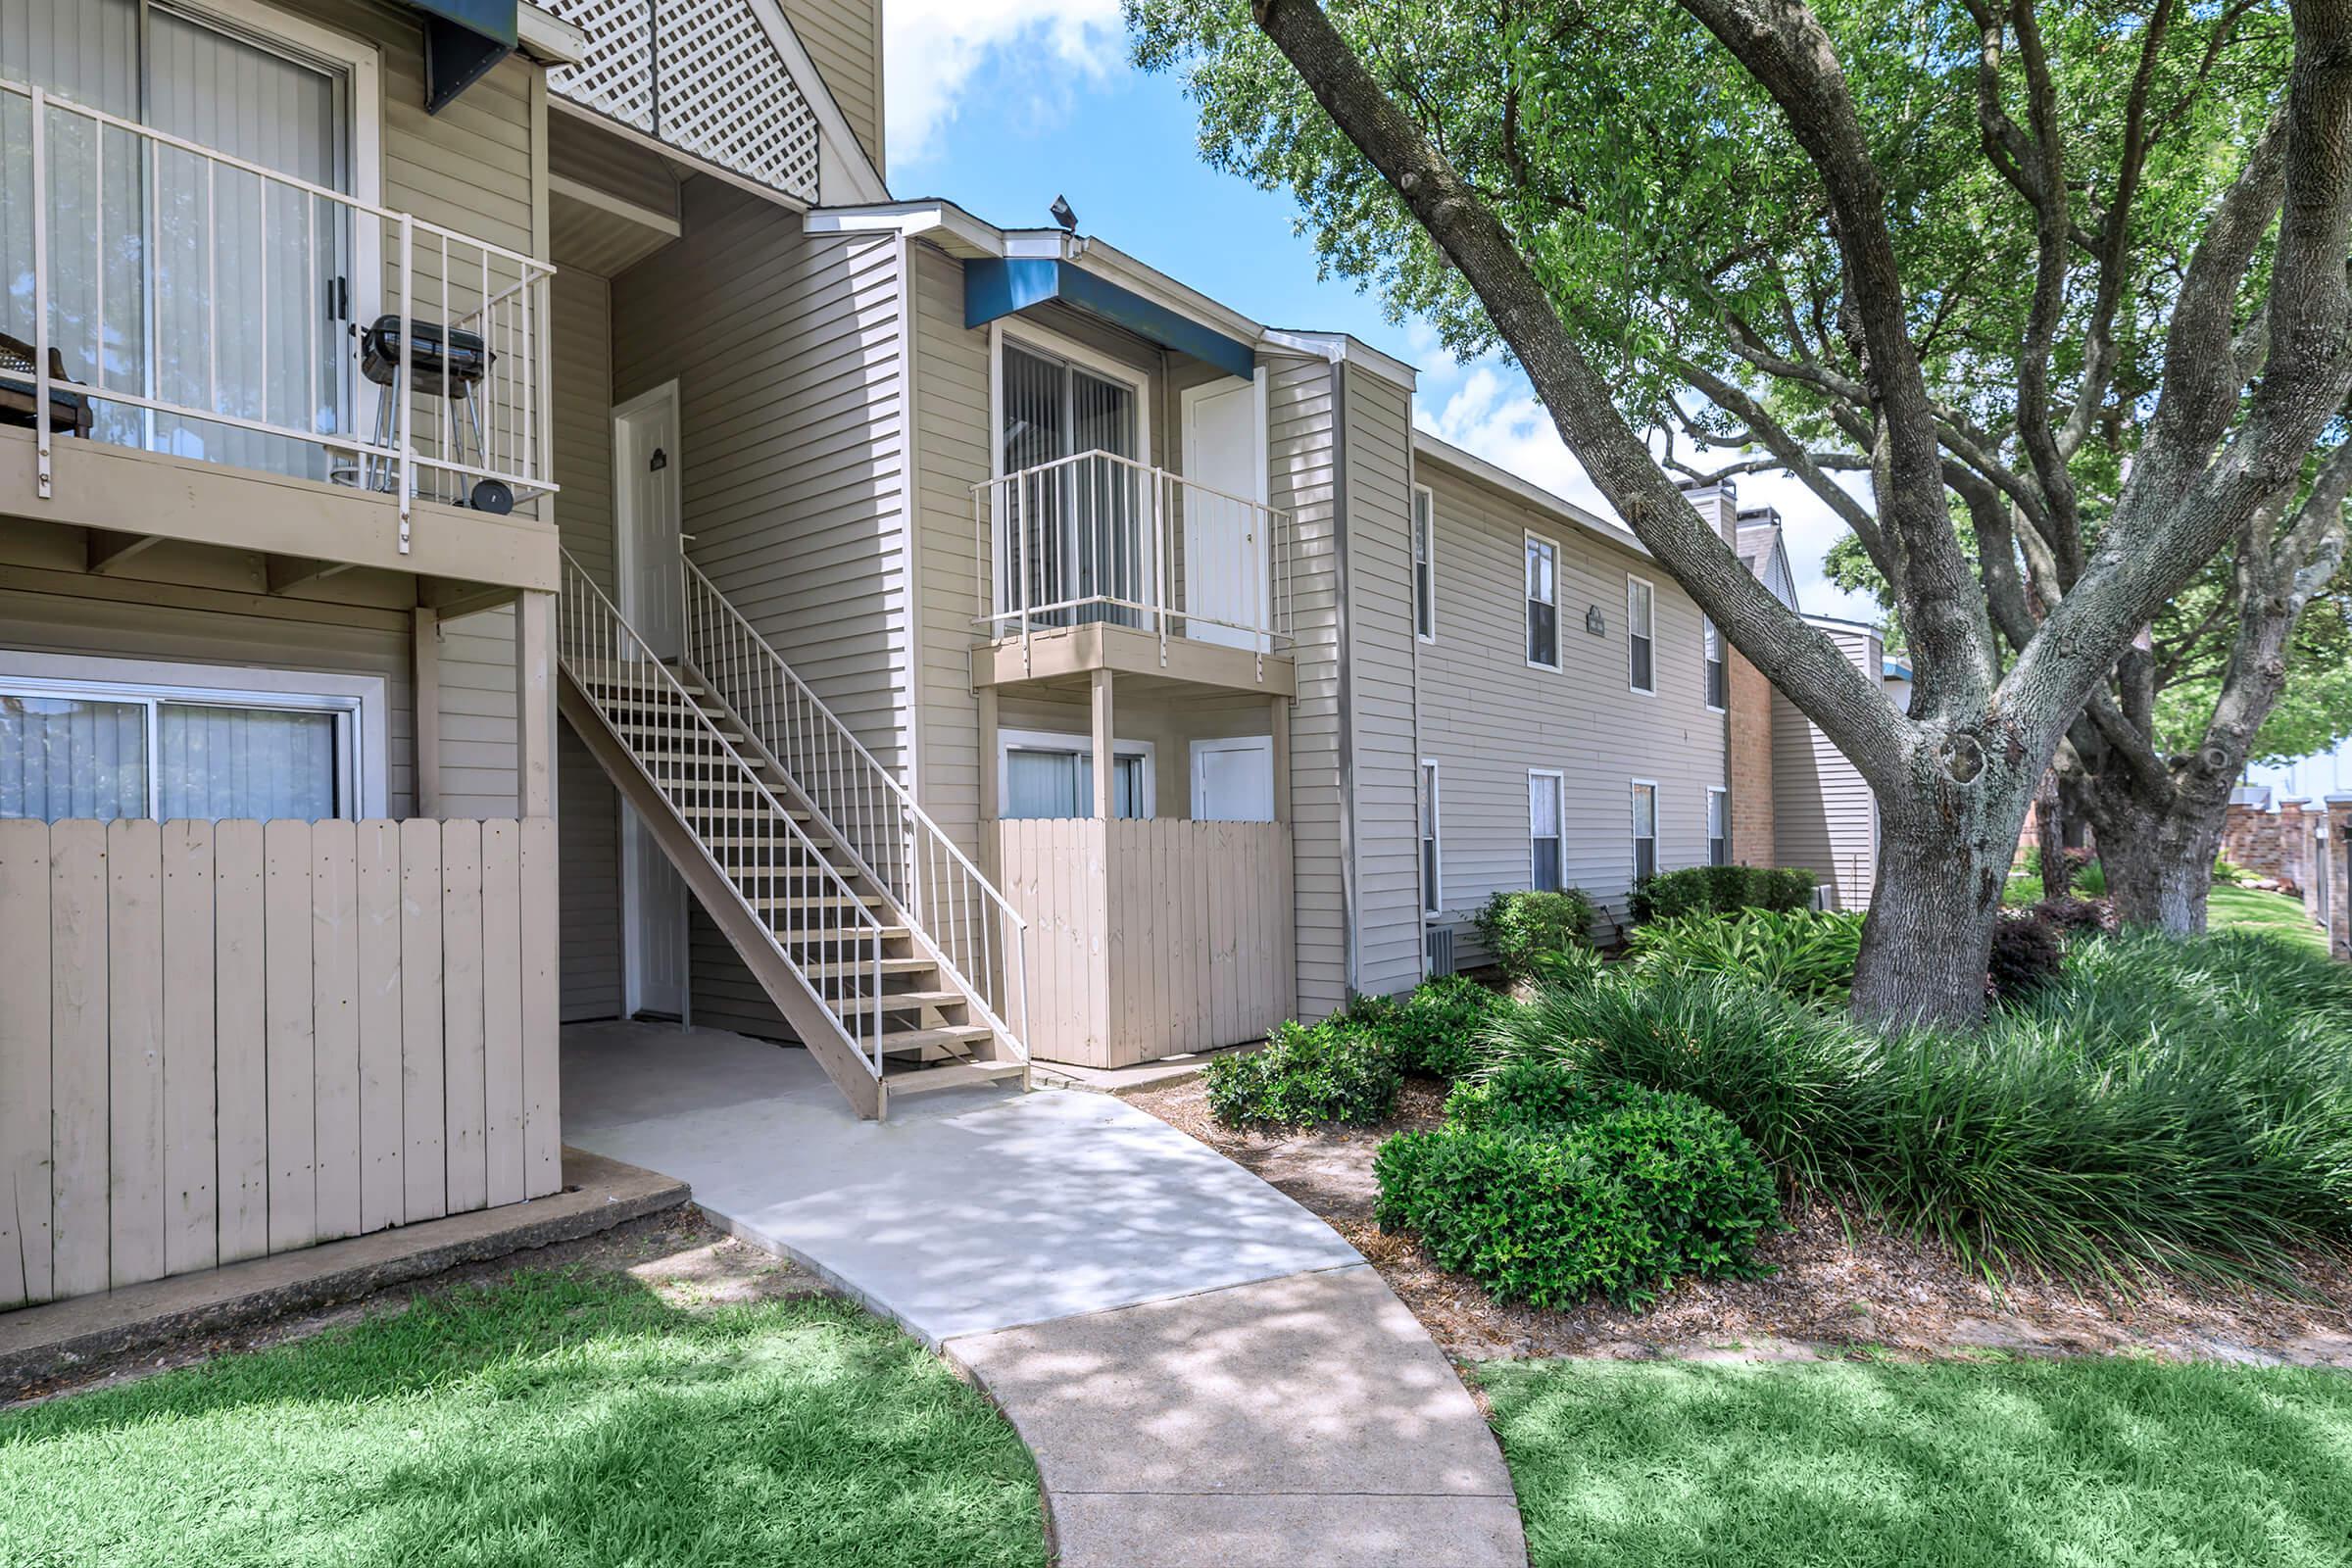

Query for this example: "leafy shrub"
[1631,864,1817,924]
[1203,1018,1400,1129]
[2212,857,2255,886]
[1488,932,2352,1290]
[1347,975,1518,1081]
[1628,908,1865,1006]
[1445,1056,1639,1130]
[1987,909,2067,1002]
[1472,889,1596,980]
[1375,1077,1780,1308]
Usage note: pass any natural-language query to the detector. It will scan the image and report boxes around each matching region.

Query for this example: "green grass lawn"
[1483,1355,2352,1568]
[2208,881,2329,954]
[0,1272,1045,1568]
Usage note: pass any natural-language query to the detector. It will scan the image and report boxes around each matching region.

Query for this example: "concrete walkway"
[563,1022,1526,1567]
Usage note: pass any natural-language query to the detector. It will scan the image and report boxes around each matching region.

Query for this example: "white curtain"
[0,694,146,819]
[1530,774,1562,892]
[1,0,351,474]
[158,703,335,819]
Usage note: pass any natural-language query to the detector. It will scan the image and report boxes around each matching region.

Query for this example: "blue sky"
[877,1,1877,620]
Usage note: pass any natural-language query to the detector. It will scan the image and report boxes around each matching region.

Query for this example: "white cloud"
[1413,354,1884,624]
[883,0,1127,171]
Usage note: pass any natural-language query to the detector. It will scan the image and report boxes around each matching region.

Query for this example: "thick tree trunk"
[2102,797,2227,934]
[1850,767,2034,1026]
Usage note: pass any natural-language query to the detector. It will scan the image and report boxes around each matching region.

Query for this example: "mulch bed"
[1123,1075,2352,1368]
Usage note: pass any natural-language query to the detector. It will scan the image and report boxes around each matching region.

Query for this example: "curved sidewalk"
[563,1023,1526,1567]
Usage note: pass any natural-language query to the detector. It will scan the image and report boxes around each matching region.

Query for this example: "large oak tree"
[1129,0,2352,1021]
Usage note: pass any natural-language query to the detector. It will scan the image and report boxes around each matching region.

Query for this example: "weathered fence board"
[0,818,562,1310]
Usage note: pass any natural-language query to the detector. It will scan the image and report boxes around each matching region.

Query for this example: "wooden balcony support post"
[1091,667,1115,820]
[514,589,555,818]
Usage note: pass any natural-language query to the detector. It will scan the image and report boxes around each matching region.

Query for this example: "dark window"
[1704,616,1727,710]
[1526,538,1558,666]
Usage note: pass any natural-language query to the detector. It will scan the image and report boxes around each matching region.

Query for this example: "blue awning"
[963,258,1257,382]
[407,1,516,114]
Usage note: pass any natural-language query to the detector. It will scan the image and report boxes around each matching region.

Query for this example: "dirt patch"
[1121,1076,2352,1368]
[6,1211,827,1407]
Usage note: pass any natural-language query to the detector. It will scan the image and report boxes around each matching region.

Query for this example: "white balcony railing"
[6,78,557,545]
[972,450,1295,659]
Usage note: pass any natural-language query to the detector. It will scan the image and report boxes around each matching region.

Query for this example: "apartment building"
[1,0,1759,1309]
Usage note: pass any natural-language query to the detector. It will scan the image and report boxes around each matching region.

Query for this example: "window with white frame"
[1529,769,1564,892]
[1411,485,1436,642]
[1420,760,1442,914]
[1632,781,1659,880]
[0,655,380,822]
[1525,534,1559,668]
[1703,615,1727,711]
[999,729,1153,820]
[1708,786,1730,866]
[1628,575,1656,694]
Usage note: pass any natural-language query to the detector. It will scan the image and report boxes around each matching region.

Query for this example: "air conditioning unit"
[1425,923,1457,977]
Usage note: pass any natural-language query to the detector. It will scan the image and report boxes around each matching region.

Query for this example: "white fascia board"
[805,200,1005,257]
[744,0,889,205]
[1258,328,1418,390]
[517,3,587,65]
[1411,428,1650,560]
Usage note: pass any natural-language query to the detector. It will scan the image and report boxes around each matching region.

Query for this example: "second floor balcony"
[3,69,558,590]
[971,449,1295,694]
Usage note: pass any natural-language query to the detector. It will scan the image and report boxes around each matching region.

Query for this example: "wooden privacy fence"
[0,817,561,1310]
[997,818,1295,1069]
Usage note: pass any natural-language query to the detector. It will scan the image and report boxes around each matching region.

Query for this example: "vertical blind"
[1004,745,1145,820]
[999,341,1144,627]
[1,689,342,821]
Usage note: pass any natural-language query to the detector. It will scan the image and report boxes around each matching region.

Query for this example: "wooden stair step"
[855,989,964,1014]
[802,956,937,980]
[880,1059,1027,1098]
[876,1024,994,1053]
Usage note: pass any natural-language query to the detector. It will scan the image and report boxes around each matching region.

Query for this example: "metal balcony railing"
[972,449,1295,660]
[6,77,557,548]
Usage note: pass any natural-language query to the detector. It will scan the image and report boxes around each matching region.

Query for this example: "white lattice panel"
[543,0,656,133]
[543,0,821,204]
[656,0,821,200]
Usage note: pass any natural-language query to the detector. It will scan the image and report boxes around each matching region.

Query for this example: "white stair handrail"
[557,549,886,1074]
[678,549,1031,1061]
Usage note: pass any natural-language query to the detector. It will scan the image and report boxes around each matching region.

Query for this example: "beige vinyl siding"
[433,609,518,816]
[1413,458,1731,954]
[906,250,1189,868]
[548,117,679,221]
[1773,624,1881,910]
[1269,356,1347,1018]
[550,266,623,1017]
[608,184,909,1037]
[0,542,419,818]
[1340,368,1424,998]
[779,0,883,176]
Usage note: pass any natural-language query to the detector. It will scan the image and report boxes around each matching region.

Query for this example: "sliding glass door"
[999,339,1148,628]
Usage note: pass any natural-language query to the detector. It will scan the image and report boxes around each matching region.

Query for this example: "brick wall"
[2330,799,2351,960]
[2220,803,2291,879]
[1728,648,1775,864]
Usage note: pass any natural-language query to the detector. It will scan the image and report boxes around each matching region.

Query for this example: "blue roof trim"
[964,258,1257,381]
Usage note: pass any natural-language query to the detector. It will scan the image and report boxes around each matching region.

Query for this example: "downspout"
[1332,359,1358,999]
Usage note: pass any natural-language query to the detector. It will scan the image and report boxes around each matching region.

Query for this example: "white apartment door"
[614,381,688,1018]
[1181,371,1270,651]
[1191,735,1276,822]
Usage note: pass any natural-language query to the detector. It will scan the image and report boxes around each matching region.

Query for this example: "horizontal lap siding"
[552,267,622,1018]
[779,0,884,175]
[0,817,560,1310]
[1342,370,1423,998]
[613,187,908,1038]
[1774,625,1880,909]
[1414,460,1730,954]
[1270,358,1347,1019]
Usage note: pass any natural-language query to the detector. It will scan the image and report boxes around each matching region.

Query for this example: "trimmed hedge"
[1630,864,1817,925]
[1472,889,1596,980]
[1203,1017,1401,1129]
[1376,1065,1780,1308]
[1347,975,1519,1081]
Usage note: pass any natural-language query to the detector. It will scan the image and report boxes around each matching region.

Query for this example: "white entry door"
[1181,372,1270,651]
[1191,736,1275,822]
[615,381,688,1018]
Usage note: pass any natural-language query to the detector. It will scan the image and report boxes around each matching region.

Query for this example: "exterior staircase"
[556,549,1031,1119]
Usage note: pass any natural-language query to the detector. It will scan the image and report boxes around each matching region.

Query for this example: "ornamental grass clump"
[1490,929,2352,1291]
[1628,908,1865,1006]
